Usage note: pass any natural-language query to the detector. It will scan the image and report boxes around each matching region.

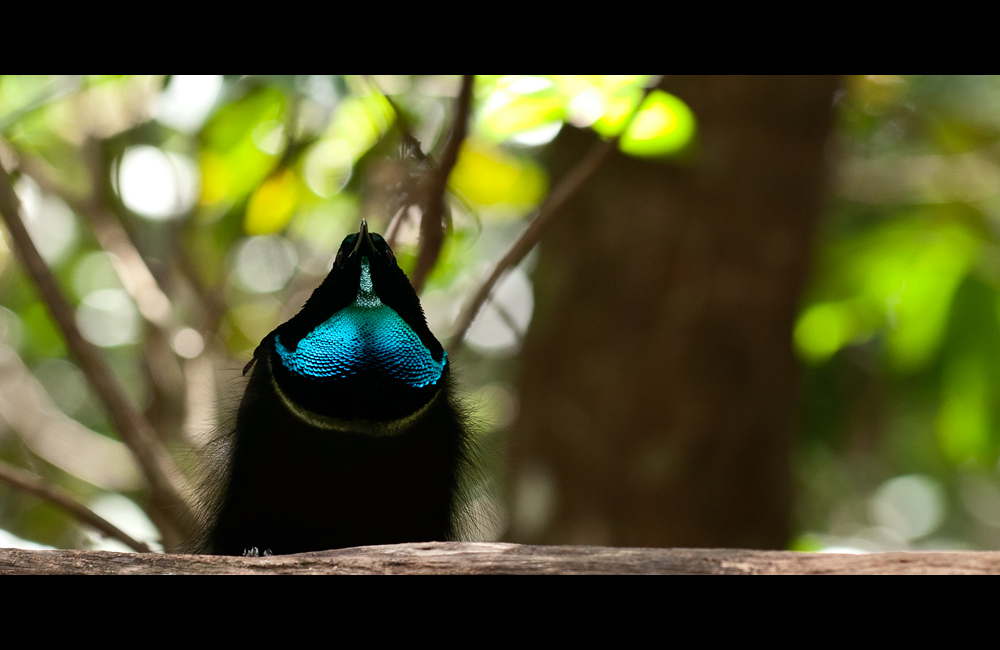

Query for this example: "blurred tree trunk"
[509,76,839,549]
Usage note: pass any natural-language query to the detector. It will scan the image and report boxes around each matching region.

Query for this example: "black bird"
[202,220,469,555]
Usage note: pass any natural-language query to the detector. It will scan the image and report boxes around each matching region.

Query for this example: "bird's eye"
[335,252,344,268]
[384,247,395,265]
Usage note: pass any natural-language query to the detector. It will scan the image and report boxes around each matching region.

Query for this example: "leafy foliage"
[795,76,1000,551]
[5,74,998,553]
[0,75,693,550]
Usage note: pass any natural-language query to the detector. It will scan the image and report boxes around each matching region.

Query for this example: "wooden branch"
[0,163,196,547]
[174,244,229,344]
[20,151,190,442]
[449,85,655,349]
[409,74,474,294]
[0,463,152,553]
[449,140,616,347]
[3,542,1000,575]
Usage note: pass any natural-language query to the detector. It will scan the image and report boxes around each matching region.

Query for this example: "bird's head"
[257,220,446,421]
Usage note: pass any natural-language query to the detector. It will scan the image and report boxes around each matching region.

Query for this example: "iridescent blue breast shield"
[274,257,447,388]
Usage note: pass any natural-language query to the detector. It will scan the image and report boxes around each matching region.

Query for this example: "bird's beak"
[351,219,378,260]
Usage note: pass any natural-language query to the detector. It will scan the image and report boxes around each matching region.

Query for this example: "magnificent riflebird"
[202,220,468,555]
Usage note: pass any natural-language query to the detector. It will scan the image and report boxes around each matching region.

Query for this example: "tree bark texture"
[4,543,1000,574]
[509,76,839,548]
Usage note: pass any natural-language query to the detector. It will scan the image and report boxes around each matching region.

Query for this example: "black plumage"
[201,220,469,555]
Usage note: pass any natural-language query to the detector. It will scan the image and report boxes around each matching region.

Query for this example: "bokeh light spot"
[448,140,548,216]
[76,289,140,348]
[244,169,299,235]
[303,139,352,198]
[235,235,298,293]
[118,146,198,220]
[869,474,945,541]
[618,90,696,158]
[172,328,205,359]
[466,266,534,356]
[155,75,223,133]
[794,302,855,363]
[15,176,77,264]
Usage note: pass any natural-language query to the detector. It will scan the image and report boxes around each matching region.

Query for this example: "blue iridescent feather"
[274,257,447,388]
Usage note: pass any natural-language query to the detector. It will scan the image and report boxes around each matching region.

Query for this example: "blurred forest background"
[2,75,1000,554]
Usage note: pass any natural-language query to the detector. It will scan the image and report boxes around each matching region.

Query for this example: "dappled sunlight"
[76,289,139,348]
[448,139,548,217]
[465,265,534,357]
[14,176,77,264]
[795,75,1000,552]
[244,169,299,235]
[234,235,297,294]
[3,74,1000,556]
[618,90,697,158]
[117,145,199,220]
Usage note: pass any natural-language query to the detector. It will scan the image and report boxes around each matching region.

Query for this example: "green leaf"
[618,90,697,159]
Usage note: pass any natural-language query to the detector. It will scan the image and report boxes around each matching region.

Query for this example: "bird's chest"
[274,302,446,388]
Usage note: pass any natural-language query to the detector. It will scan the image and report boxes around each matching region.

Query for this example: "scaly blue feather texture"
[274,257,447,388]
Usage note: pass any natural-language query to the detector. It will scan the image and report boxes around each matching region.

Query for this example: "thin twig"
[409,75,474,293]
[0,162,196,547]
[85,141,176,327]
[21,146,188,438]
[450,140,615,347]
[21,151,176,330]
[175,245,229,342]
[383,205,408,249]
[0,76,82,133]
[450,85,657,349]
[493,300,525,347]
[0,344,143,491]
[368,77,433,250]
[75,141,189,439]
[0,462,153,553]
[373,85,430,166]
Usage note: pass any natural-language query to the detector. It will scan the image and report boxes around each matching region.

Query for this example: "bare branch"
[450,86,656,349]
[0,161,196,548]
[83,141,176,329]
[19,152,189,441]
[409,75,474,293]
[76,141,189,438]
[18,150,180,337]
[179,249,229,343]
[5,542,1000,574]
[0,344,142,491]
[450,140,616,347]
[382,206,404,249]
[0,462,153,553]
[492,299,525,347]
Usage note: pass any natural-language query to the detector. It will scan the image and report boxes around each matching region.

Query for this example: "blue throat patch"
[275,257,446,388]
